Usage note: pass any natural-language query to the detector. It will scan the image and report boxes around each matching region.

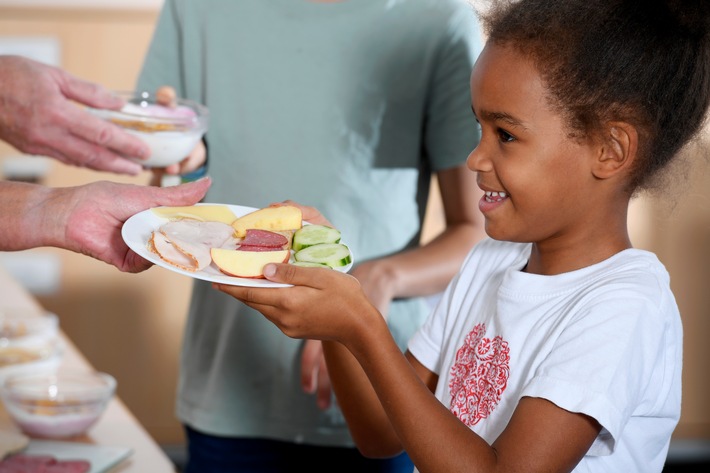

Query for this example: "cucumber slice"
[292,261,331,268]
[292,225,341,252]
[294,243,352,268]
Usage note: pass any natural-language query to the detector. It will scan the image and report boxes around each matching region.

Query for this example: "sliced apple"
[210,248,290,278]
[232,206,302,238]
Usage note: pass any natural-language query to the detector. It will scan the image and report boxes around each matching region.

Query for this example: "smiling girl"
[217,0,710,471]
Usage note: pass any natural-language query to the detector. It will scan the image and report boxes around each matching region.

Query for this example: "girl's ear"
[592,122,638,180]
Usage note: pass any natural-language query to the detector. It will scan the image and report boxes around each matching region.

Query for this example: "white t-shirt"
[409,238,683,472]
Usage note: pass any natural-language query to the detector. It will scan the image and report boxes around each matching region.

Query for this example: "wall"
[1,0,709,456]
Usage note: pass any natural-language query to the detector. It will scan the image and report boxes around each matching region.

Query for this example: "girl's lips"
[478,190,508,214]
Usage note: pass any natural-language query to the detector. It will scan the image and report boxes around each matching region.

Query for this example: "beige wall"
[1,4,709,448]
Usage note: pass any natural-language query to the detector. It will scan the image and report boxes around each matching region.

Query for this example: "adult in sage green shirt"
[139,0,484,471]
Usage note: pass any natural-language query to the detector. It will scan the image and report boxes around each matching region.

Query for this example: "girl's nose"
[466,143,490,173]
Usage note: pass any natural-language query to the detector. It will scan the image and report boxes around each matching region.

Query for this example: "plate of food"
[121,203,353,287]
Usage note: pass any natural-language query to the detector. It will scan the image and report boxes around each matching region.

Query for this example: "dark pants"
[184,425,415,473]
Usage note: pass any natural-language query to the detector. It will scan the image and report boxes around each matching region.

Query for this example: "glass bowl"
[0,312,58,349]
[0,313,62,384]
[88,90,209,168]
[0,371,116,439]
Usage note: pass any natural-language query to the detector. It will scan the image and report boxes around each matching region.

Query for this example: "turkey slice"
[149,220,236,271]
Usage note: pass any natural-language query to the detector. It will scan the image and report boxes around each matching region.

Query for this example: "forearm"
[362,164,485,300]
[378,221,480,299]
[323,338,401,455]
[0,182,68,251]
[341,323,498,472]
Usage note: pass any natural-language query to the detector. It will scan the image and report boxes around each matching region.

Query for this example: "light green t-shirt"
[138,0,482,446]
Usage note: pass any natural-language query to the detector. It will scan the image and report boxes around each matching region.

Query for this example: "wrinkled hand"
[58,177,211,272]
[0,55,149,174]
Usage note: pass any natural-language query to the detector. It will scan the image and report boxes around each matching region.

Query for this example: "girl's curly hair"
[479,0,710,194]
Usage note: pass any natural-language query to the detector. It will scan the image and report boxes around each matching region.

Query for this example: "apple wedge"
[211,248,290,278]
[232,206,302,238]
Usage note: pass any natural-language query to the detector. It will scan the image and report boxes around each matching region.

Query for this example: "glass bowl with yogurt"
[88,90,209,168]
[0,371,116,438]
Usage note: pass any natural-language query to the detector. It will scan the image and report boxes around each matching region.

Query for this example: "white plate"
[24,441,132,473]
[121,203,353,287]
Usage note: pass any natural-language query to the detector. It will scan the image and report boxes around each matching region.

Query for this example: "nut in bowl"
[88,90,209,168]
[0,371,116,439]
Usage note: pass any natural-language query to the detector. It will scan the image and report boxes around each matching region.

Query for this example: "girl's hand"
[215,263,375,343]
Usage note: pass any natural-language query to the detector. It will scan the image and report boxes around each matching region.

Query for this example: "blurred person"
[138,0,485,471]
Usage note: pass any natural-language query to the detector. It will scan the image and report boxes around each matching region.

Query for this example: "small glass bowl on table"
[0,371,116,439]
[0,312,62,385]
[87,90,209,168]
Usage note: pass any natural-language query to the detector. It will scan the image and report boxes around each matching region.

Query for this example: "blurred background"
[0,0,708,470]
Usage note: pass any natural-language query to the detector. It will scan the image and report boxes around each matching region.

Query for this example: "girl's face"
[468,43,602,247]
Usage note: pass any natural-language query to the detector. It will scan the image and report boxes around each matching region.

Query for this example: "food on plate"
[151,205,237,225]
[0,454,90,472]
[237,229,290,250]
[143,203,352,280]
[232,206,302,238]
[291,261,330,268]
[294,243,352,268]
[149,220,236,272]
[292,224,341,252]
[211,248,290,278]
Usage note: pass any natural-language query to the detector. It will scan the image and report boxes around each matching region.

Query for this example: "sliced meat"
[160,220,235,248]
[149,220,235,272]
[236,244,287,252]
[238,229,289,249]
[150,232,204,271]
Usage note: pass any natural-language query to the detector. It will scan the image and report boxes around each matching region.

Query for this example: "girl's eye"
[497,128,515,143]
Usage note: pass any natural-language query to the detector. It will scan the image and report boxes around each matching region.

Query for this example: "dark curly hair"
[478,0,710,194]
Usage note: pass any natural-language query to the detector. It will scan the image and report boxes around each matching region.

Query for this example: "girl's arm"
[217,266,601,473]
[297,164,484,409]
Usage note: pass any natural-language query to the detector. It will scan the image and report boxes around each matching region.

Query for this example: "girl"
[217,0,710,471]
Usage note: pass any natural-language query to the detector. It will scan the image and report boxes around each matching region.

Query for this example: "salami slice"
[234,244,286,252]
[238,229,289,249]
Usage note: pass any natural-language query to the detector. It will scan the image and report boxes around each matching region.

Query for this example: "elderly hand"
[0,55,150,175]
[0,177,211,272]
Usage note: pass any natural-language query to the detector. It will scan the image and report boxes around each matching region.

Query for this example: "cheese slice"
[151,205,237,225]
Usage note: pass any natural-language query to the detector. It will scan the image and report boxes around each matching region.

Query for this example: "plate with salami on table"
[122,203,353,288]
